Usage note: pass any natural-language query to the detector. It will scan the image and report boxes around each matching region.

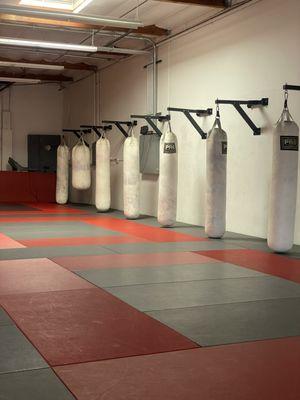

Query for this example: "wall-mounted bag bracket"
[167,107,212,139]
[80,125,112,138]
[62,128,90,145]
[102,120,137,138]
[215,98,269,135]
[130,114,171,136]
[283,84,300,92]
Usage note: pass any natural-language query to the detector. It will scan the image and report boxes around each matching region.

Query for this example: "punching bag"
[123,127,140,219]
[72,137,91,190]
[158,123,178,227]
[95,135,111,212]
[268,99,299,253]
[205,113,228,238]
[56,138,69,205]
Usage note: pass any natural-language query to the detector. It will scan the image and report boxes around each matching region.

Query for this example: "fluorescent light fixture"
[19,0,73,11]
[0,6,143,29]
[0,38,97,53]
[0,61,64,70]
[73,0,94,14]
[0,77,41,83]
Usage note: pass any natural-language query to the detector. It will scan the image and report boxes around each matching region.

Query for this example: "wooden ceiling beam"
[0,71,73,82]
[0,14,169,37]
[153,0,229,7]
[0,56,97,71]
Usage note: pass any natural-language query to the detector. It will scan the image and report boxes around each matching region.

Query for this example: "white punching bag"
[56,138,69,205]
[205,113,228,238]
[95,135,111,212]
[123,127,140,219]
[268,98,299,253]
[72,137,91,190]
[158,123,178,227]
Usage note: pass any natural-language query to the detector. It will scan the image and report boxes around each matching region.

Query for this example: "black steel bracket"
[0,82,12,92]
[102,120,137,138]
[283,84,300,92]
[215,98,269,135]
[80,124,112,138]
[62,129,90,145]
[167,107,212,139]
[130,114,171,136]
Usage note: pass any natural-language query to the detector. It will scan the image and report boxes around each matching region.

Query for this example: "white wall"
[0,83,63,168]
[65,0,300,244]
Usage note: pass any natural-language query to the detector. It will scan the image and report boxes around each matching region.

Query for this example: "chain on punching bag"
[268,92,299,252]
[56,136,69,204]
[95,132,111,212]
[205,107,228,238]
[123,126,140,219]
[158,121,178,227]
[72,136,91,190]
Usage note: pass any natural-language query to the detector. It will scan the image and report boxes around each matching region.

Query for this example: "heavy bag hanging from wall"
[268,93,299,252]
[205,108,228,238]
[158,121,178,227]
[123,126,140,219]
[72,136,91,190]
[95,134,111,212]
[56,137,69,204]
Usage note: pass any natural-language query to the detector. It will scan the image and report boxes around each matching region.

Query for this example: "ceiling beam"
[0,14,169,37]
[153,0,229,7]
[0,57,97,71]
[0,71,73,82]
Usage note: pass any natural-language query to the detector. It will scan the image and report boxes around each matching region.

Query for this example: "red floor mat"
[24,203,85,214]
[52,251,216,271]
[0,216,81,223]
[195,249,300,284]
[82,216,207,242]
[0,288,198,366]
[19,235,149,247]
[54,336,300,400]
[0,258,92,295]
[0,233,25,249]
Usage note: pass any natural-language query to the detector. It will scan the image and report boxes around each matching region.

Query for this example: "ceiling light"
[0,61,64,70]
[0,38,97,53]
[0,6,143,30]
[0,77,41,84]
[73,0,94,14]
[19,0,73,11]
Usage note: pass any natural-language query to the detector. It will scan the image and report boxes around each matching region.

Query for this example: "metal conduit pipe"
[0,21,151,43]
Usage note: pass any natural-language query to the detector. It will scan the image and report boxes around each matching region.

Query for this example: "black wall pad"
[102,120,137,138]
[167,107,213,139]
[80,125,112,138]
[215,98,269,135]
[130,114,171,137]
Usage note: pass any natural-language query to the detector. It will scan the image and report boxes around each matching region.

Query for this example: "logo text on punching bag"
[164,142,177,154]
[280,136,299,151]
[222,141,227,155]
